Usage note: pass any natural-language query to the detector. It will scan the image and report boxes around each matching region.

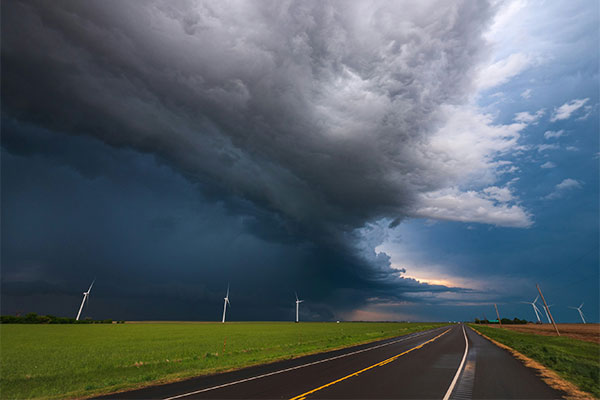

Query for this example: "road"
[98,324,565,399]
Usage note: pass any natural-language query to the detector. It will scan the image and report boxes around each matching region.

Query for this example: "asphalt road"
[98,324,566,399]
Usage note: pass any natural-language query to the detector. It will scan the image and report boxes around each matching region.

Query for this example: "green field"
[0,321,444,399]
[470,325,600,398]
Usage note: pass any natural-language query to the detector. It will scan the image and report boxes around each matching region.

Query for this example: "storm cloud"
[2,0,521,320]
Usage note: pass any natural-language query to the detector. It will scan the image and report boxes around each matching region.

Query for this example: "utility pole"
[494,304,502,326]
[537,284,560,336]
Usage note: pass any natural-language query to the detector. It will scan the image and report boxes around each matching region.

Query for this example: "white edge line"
[442,324,469,400]
[163,326,447,400]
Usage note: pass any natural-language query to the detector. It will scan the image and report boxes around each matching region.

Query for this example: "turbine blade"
[533,295,539,303]
[295,292,298,301]
[88,278,96,293]
[226,284,229,298]
[579,302,584,309]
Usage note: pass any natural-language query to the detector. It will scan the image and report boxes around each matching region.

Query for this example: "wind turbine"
[222,285,230,323]
[542,304,554,324]
[521,295,542,323]
[295,292,304,323]
[76,279,95,321]
[569,303,586,324]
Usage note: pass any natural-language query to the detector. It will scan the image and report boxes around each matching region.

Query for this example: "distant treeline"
[473,317,528,324]
[0,313,125,324]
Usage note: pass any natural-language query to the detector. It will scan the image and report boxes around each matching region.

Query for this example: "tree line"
[0,313,125,324]
[473,317,529,324]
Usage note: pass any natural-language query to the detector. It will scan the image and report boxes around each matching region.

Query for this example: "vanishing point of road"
[98,324,565,399]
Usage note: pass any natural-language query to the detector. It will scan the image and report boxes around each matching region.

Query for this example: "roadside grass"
[470,324,600,398]
[1,321,445,399]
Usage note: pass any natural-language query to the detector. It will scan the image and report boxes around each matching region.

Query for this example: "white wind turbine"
[569,303,586,324]
[542,304,554,324]
[76,279,95,321]
[222,285,231,323]
[295,292,304,323]
[521,295,542,323]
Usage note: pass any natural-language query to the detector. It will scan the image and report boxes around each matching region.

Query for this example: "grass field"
[0,321,444,399]
[470,324,600,398]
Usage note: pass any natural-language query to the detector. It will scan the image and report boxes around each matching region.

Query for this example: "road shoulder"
[469,326,594,400]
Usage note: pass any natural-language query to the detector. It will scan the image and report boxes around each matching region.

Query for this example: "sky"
[1,0,598,323]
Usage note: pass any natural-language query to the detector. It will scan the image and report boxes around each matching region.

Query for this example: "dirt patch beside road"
[484,323,599,344]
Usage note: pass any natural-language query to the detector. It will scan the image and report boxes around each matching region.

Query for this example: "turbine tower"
[521,295,542,323]
[542,304,553,324]
[76,279,95,321]
[569,303,586,324]
[295,292,304,323]
[222,285,230,323]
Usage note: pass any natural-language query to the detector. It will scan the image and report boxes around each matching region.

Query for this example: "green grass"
[0,321,444,399]
[470,325,600,398]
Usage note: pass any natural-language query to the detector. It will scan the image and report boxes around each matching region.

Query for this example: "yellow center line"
[289,328,451,400]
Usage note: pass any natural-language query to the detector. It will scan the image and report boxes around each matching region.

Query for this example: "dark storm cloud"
[1,120,469,320]
[2,1,495,319]
[2,0,495,227]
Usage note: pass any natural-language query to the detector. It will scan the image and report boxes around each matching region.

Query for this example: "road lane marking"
[163,327,448,400]
[451,346,476,400]
[442,324,469,400]
[288,328,451,400]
